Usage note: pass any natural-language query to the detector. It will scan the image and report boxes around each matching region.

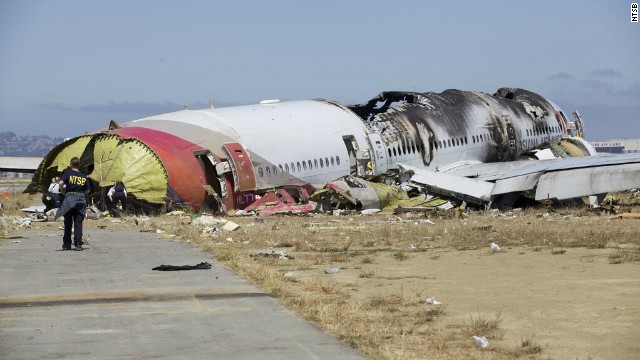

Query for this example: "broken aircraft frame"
[25,87,640,213]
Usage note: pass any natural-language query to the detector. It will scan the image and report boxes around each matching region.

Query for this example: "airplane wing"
[399,153,640,207]
[0,157,42,174]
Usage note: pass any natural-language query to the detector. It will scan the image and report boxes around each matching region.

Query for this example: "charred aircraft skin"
[347,87,569,171]
[26,87,596,211]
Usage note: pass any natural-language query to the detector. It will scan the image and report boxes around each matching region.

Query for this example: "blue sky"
[1,0,638,140]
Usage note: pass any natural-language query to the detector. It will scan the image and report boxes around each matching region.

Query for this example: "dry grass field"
[3,190,640,359]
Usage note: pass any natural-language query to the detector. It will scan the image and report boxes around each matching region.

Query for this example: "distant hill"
[0,132,64,157]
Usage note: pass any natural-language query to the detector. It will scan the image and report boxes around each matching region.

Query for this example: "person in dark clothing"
[107,181,127,214]
[55,157,90,251]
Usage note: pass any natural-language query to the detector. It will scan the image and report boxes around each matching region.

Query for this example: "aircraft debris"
[250,251,294,260]
[490,242,501,252]
[472,335,489,349]
[324,267,340,274]
[222,221,240,232]
[244,189,317,216]
[192,215,228,227]
[425,297,442,305]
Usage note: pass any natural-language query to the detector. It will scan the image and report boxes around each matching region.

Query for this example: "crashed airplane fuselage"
[27,87,617,211]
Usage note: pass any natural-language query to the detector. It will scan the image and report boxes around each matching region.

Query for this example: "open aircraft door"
[367,133,388,175]
[222,142,257,192]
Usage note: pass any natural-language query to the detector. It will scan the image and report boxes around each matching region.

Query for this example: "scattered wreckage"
[20,86,640,215]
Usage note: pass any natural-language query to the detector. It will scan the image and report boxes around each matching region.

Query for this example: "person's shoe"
[62,245,72,251]
[74,245,83,251]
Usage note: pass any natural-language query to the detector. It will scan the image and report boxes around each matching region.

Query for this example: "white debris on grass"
[192,216,240,232]
[222,221,240,232]
[490,242,501,252]
[472,335,489,348]
[360,209,381,216]
[425,297,442,305]
[324,267,340,274]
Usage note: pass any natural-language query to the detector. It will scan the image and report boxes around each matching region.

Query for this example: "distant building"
[590,139,640,154]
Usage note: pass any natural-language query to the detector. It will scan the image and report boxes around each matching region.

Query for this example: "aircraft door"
[367,133,388,175]
[222,142,257,192]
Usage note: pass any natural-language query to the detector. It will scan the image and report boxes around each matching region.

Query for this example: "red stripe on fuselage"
[114,127,207,209]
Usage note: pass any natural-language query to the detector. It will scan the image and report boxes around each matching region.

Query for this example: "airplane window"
[319,158,324,168]
[285,163,289,173]
[392,148,397,157]
[307,160,312,169]
[297,162,301,172]
[464,137,468,145]
[279,164,284,173]
[266,166,271,176]
[314,159,318,169]
[412,143,416,153]
[388,149,392,158]
[325,157,329,166]
[303,161,307,171]
[291,162,295,173]
[336,156,340,165]
[331,156,335,166]
[454,138,458,146]
[447,139,451,147]
[473,136,476,144]
[273,165,277,175]
[258,167,264,178]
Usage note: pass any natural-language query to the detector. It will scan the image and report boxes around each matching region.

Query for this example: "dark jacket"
[55,193,87,219]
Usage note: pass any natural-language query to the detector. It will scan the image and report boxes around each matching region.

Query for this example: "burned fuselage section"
[347,87,571,173]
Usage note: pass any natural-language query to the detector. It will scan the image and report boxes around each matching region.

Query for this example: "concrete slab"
[0,229,364,360]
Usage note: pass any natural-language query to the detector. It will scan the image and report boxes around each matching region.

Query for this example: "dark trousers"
[63,208,84,247]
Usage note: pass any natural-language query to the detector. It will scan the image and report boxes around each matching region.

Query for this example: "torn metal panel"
[243,189,317,216]
[399,164,493,205]
[26,136,93,194]
[491,172,543,195]
[258,202,317,217]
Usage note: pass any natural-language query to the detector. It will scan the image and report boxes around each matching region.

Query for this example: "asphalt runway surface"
[0,228,364,360]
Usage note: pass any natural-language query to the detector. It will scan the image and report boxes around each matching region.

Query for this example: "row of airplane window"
[527,125,560,136]
[257,156,341,178]
[341,124,564,164]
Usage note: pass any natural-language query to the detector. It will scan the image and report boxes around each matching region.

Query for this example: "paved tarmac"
[0,229,364,360]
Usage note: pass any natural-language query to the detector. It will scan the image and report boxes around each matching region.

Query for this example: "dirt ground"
[5,198,640,359]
